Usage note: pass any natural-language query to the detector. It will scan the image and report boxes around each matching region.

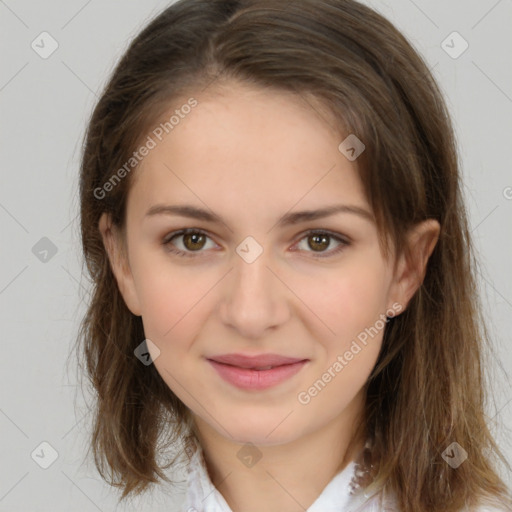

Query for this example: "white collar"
[180,440,507,512]
[182,441,386,512]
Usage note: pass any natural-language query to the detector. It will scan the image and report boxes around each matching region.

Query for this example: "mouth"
[206,353,309,390]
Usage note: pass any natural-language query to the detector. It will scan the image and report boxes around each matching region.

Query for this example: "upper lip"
[207,353,308,369]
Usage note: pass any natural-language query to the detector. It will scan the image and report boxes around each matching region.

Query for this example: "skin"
[99,81,439,512]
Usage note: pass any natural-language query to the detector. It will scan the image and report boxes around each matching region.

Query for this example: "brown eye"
[163,229,216,257]
[294,230,350,258]
[182,232,207,251]
[308,233,330,252]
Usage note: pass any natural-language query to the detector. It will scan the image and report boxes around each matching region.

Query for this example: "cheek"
[309,255,392,346]
[135,264,212,390]
[295,261,391,418]
[131,252,210,348]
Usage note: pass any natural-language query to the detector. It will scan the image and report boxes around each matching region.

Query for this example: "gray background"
[1,1,511,510]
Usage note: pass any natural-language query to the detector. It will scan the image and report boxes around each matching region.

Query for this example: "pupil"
[185,233,204,250]
[310,234,328,251]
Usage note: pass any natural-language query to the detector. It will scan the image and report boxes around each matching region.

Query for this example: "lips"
[207,353,309,390]
[208,353,306,369]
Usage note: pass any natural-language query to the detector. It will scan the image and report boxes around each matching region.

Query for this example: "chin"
[219,410,304,446]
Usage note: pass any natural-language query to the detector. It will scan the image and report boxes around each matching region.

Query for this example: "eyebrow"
[145,203,374,228]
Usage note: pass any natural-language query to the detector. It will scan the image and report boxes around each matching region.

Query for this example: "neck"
[191,391,367,512]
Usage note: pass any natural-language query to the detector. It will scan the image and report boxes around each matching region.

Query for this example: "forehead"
[127,83,368,221]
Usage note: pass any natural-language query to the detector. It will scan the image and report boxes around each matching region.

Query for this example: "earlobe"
[389,219,440,312]
[98,213,142,316]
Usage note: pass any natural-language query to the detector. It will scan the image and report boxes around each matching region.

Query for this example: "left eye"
[293,230,348,257]
[162,229,349,258]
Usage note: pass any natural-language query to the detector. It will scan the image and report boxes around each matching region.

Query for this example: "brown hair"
[75,0,511,510]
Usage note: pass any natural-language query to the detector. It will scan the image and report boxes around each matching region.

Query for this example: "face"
[101,82,427,447]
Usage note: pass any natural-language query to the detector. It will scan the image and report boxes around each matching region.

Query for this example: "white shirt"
[183,443,396,512]
[181,444,508,512]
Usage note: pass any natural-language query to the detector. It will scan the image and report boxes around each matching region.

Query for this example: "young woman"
[76,0,511,510]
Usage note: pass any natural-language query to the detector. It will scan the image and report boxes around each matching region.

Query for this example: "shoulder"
[348,488,510,512]
[471,505,509,512]
[469,493,512,512]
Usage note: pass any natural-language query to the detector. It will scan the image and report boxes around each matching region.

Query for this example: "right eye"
[162,228,218,258]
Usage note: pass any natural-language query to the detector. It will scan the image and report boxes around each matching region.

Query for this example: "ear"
[388,219,440,313]
[98,212,142,316]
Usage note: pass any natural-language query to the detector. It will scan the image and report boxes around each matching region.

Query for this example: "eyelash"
[162,228,350,259]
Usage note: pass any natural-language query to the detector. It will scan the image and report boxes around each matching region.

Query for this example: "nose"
[219,243,290,339]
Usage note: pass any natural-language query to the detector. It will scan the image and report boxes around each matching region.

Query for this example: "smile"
[207,359,309,390]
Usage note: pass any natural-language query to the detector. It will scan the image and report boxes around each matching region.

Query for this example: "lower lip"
[207,360,308,390]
